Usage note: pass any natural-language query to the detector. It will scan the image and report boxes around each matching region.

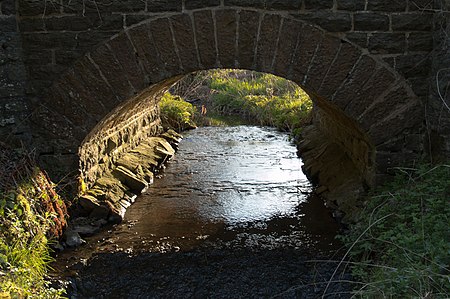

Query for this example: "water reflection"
[100,126,341,253]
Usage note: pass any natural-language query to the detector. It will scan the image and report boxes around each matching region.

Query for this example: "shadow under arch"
[32,8,424,216]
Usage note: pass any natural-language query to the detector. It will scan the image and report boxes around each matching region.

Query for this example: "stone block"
[409,0,434,11]
[127,23,165,83]
[71,30,120,53]
[18,0,60,16]
[149,17,181,76]
[45,14,124,31]
[304,0,333,10]
[407,77,429,97]
[367,0,407,11]
[303,35,341,93]
[395,53,430,78]
[147,0,182,12]
[344,66,395,119]
[62,0,145,14]
[391,13,433,31]
[353,12,389,31]
[0,16,18,32]
[125,14,151,27]
[290,25,323,85]
[1,0,15,15]
[107,32,146,90]
[112,166,148,193]
[224,0,265,8]
[294,11,351,32]
[368,33,406,54]
[89,44,135,101]
[72,57,121,114]
[336,0,365,11]
[345,32,368,48]
[18,17,45,32]
[319,42,361,99]
[193,10,217,68]
[22,49,51,65]
[45,82,97,129]
[216,9,237,68]
[22,32,78,51]
[170,14,199,72]
[274,18,303,78]
[237,9,260,69]
[368,100,423,145]
[358,84,410,130]
[255,14,282,72]
[185,0,220,9]
[407,32,433,52]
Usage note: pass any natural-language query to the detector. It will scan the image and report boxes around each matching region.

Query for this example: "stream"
[52,126,353,298]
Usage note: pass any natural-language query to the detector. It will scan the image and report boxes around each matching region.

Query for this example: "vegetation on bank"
[340,164,450,298]
[162,69,312,140]
[0,146,66,298]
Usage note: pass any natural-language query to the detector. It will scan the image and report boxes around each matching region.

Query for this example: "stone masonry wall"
[0,0,30,147]
[78,80,177,188]
[17,0,436,105]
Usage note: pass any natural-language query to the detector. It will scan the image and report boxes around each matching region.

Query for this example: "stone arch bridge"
[1,0,449,212]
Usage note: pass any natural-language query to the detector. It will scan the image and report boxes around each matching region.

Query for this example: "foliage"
[340,164,450,298]
[167,69,312,138]
[0,146,66,298]
[206,70,312,139]
[159,92,197,132]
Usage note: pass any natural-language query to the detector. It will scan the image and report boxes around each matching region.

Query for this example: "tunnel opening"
[75,69,375,223]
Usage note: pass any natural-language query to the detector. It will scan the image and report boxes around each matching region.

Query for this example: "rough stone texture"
[0,2,30,148]
[353,12,389,31]
[255,14,282,72]
[0,2,447,214]
[216,9,237,68]
[237,10,260,69]
[368,33,406,54]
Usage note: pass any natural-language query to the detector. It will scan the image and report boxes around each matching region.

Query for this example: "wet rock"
[112,166,148,193]
[63,229,85,247]
[89,204,110,219]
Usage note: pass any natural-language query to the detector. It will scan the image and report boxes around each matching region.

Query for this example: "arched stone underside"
[34,9,423,218]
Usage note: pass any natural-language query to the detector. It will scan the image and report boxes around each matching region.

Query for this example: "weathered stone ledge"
[77,129,182,224]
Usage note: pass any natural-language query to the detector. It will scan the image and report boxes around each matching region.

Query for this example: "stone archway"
[32,8,423,217]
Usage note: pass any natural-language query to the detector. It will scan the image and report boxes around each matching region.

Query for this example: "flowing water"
[54,126,352,298]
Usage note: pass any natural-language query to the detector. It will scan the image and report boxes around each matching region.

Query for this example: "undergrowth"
[340,164,450,298]
[166,69,312,140]
[207,69,312,138]
[0,145,66,298]
[159,92,197,132]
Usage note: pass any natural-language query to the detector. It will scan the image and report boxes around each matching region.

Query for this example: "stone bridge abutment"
[1,0,448,215]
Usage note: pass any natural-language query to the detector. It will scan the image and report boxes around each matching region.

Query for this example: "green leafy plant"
[159,93,197,132]
[0,146,66,298]
[339,164,450,298]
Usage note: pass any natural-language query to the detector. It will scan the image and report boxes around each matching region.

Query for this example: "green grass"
[159,93,197,132]
[0,148,66,298]
[206,70,312,138]
[164,70,312,140]
[339,163,450,298]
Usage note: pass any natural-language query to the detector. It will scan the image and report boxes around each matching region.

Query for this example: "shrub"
[340,164,450,298]
[159,93,197,132]
[0,146,66,298]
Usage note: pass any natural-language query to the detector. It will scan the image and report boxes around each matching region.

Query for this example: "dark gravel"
[67,248,353,299]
